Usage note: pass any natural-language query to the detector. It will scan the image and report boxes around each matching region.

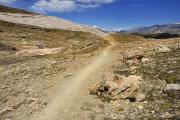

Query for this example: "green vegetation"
[159,72,178,84]
[159,102,172,111]
[117,107,124,112]
[143,33,179,39]
[166,75,178,84]
[132,33,179,39]
[110,34,143,43]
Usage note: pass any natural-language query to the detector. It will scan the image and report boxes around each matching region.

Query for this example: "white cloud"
[77,0,115,4]
[113,27,123,32]
[31,0,76,13]
[31,0,116,13]
[0,0,17,5]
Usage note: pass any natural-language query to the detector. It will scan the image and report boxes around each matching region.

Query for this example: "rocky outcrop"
[90,74,142,100]
[155,45,171,53]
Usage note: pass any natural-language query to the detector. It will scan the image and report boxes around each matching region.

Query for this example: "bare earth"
[29,43,115,120]
[1,37,180,120]
[0,12,107,37]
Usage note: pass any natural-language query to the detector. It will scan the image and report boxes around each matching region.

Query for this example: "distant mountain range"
[120,24,180,35]
[0,4,179,37]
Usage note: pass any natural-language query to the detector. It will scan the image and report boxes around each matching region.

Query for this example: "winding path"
[30,44,115,120]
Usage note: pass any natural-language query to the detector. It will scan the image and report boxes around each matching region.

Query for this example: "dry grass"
[0,5,35,14]
[109,34,144,44]
[0,20,108,54]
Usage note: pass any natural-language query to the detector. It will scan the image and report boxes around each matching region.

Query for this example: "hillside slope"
[0,5,34,14]
[0,5,107,37]
[0,20,108,56]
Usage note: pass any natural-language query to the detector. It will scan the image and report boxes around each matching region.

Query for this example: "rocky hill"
[0,5,35,14]
[0,5,107,37]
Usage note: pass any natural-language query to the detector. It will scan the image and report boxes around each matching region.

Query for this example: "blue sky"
[0,0,180,30]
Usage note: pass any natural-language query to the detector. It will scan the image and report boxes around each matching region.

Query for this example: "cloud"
[113,27,122,32]
[77,0,115,4]
[31,0,76,13]
[0,0,17,5]
[31,0,116,13]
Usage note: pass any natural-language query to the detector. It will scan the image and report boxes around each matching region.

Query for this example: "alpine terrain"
[0,5,180,120]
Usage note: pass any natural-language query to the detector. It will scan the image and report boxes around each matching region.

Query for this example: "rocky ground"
[0,6,180,120]
[89,38,180,120]
[0,25,180,120]
[0,20,107,120]
[0,51,102,120]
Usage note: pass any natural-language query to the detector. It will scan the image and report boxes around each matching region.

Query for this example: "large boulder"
[90,74,142,100]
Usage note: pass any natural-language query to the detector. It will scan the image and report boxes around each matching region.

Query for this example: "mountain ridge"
[0,5,107,37]
[0,4,35,14]
[124,23,180,35]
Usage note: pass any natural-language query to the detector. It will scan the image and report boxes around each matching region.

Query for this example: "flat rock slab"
[165,84,180,91]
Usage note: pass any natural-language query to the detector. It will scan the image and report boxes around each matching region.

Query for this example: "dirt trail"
[30,43,115,120]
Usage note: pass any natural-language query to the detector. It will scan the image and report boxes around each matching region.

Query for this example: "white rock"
[137,105,143,110]
[141,58,149,63]
[161,112,173,119]
[143,101,148,104]
[51,61,57,64]
[165,84,180,91]
[151,111,155,114]
[155,45,170,53]
[129,66,136,72]
[175,44,180,49]
[136,93,146,102]
[130,66,137,75]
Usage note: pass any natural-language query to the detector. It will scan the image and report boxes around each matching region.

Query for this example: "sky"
[0,0,180,30]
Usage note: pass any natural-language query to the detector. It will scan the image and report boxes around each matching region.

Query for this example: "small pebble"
[137,105,143,110]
